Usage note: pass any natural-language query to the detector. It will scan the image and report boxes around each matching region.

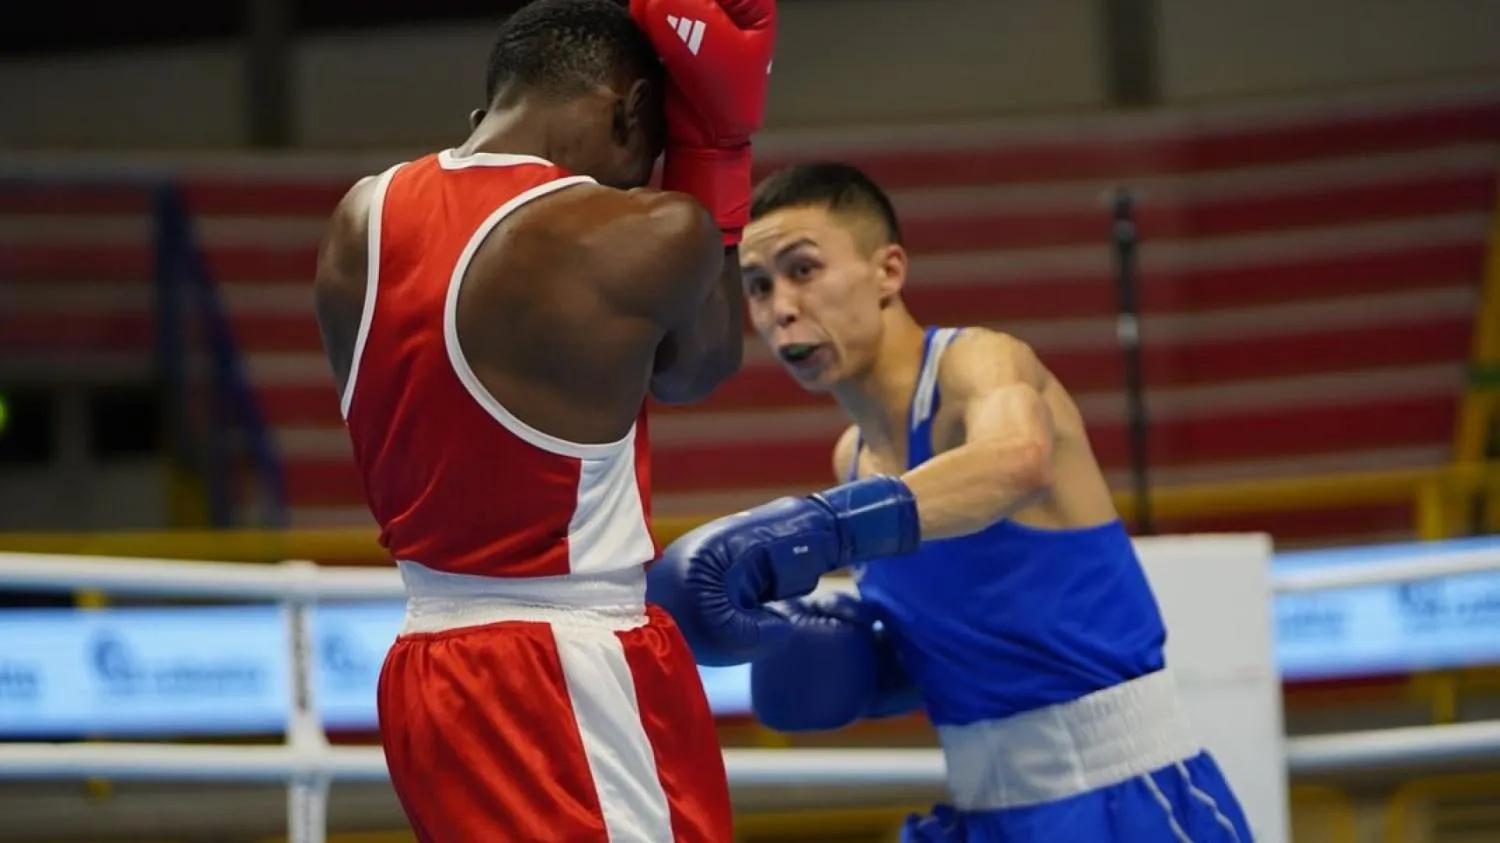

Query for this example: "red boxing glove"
[631,0,777,244]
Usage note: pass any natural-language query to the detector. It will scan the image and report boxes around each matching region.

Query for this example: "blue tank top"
[851,327,1168,727]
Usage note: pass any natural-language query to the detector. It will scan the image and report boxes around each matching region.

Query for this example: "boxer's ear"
[624,78,652,126]
[874,243,908,304]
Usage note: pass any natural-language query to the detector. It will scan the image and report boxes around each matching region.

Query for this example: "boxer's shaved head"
[486,0,661,104]
[751,163,903,251]
[475,0,665,190]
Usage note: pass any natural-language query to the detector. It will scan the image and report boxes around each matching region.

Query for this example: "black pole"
[1101,0,1161,108]
[245,0,294,148]
[1108,189,1154,535]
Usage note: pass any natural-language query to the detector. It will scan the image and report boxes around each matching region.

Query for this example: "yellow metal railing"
[2,462,1498,564]
[1288,784,1360,843]
[251,789,1361,843]
[1383,771,1500,843]
[237,775,1500,843]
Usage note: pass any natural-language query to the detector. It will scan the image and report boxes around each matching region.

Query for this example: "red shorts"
[377,604,732,842]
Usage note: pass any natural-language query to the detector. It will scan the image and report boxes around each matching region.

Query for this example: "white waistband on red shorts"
[396,560,648,635]
[937,668,1201,812]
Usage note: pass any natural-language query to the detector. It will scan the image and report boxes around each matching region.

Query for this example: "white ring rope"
[2,543,1500,842]
[0,553,401,601]
[1269,545,1500,593]
[3,540,1499,600]
[4,724,1500,782]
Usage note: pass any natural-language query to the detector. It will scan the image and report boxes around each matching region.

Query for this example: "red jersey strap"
[339,161,405,420]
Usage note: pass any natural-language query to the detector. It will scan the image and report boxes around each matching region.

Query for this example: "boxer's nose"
[771,280,800,328]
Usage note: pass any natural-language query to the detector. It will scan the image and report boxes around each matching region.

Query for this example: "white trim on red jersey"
[437,149,554,170]
[434,154,657,576]
[339,162,404,420]
[441,173,611,458]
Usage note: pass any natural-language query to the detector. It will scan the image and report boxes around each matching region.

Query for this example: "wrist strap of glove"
[809,476,922,566]
[661,143,753,246]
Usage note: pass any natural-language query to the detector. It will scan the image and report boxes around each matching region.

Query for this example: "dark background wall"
[2,0,1496,150]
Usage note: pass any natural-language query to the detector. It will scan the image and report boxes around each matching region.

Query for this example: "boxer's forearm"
[901,434,1053,540]
[650,247,745,403]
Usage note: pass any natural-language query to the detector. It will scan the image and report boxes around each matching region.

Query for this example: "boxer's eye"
[788,260,817,281]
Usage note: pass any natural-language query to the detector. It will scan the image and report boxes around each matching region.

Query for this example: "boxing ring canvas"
[1134,532,1289,843]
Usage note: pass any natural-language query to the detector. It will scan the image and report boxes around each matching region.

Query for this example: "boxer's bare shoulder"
[830,330,1051,489]
[314,177,722,387]
[933,327,1117,529]
[509,183,724,331]
[489,183,740,407]
[313,175,381,395]
[918,328,1051,462]
[316,170,739,443]
[938,328,1046,397]
[831,424,860,482]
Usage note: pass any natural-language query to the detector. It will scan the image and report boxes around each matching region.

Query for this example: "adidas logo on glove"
[665,15,706,54]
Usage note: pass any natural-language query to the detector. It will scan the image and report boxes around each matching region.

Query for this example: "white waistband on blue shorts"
[937,668,1200,812]
[396,560,648,635]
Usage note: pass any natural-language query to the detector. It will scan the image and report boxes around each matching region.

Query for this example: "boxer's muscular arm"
[649,244,745,403]
[312,175,377,398]
[586,188,743,403]
[900,330,1055,540]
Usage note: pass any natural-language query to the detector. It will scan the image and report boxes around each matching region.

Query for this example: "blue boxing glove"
[647,475,921,666]
[751,593,923,732]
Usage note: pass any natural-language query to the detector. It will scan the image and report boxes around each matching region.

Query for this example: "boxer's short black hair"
[751,163,903,246]
[486,0,659,103]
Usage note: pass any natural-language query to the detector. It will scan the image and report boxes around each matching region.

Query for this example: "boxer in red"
[311,1,776,839]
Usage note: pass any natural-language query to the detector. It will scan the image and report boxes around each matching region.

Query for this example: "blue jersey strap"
[907,327,962,468]
[848,326,963,481]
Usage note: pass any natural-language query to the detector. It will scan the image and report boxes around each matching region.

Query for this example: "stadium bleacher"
[2,86,1496,546]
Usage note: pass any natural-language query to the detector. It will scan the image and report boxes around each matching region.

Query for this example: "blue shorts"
[901,751,1253,843]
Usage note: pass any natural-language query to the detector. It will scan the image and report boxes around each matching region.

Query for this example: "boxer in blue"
[648,163,1255,842]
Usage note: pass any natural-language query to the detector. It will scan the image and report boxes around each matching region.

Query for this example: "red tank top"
[341,150,657,579]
